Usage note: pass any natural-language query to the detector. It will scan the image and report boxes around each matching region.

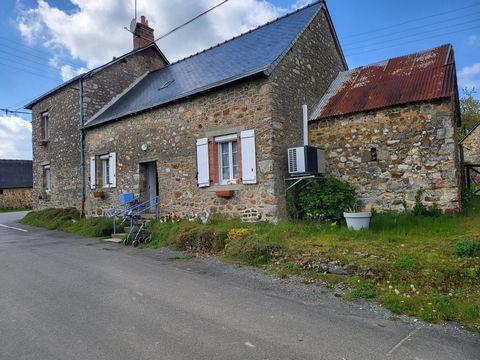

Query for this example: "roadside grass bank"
[20,199,480,332]
[20,208,121,237]
[147,196,480,332]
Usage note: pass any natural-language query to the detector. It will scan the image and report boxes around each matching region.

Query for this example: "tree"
[460,87,480,137]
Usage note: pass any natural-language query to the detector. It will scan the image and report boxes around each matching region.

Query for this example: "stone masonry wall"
[31,48,166,211]
[462,125,480,164]
[309,99,462,212]
[269,8,346,218]
[84,77,279,221]
[0,188,32,209]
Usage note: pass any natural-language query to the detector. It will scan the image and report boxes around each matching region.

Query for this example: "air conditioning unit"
[288,146,325,175]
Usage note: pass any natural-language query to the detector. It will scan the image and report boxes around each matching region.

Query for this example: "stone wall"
[84,77,280,221]
[269,8,346,218]
[0,188,32,209]
[462,125,480,164]
[31,48,166,211]
[309,99,462,212]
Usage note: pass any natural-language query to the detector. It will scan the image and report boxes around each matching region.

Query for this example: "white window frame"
[216,134,239,185]
[43,165,51,192]
[100,154,110,188]
[41,111,49,140]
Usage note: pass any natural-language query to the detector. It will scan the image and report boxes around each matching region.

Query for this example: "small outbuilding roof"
[310,44,457,120]
[85,1,344,128]
[0,160,33,189]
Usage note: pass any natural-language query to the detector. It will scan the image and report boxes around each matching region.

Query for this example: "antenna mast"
[134,0,137,22]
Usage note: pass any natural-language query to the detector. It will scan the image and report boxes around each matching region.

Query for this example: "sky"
[0,0,479,160]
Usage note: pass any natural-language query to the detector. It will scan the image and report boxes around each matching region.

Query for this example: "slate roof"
[310,44,457,120]
[0,160,33,189]
[85,1,334,128]
[25,43,169,110]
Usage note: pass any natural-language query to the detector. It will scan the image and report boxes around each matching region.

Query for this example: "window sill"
[208,184,243,192]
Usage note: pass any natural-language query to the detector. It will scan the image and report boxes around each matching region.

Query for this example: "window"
[101,154,110,188]
[43,165,51,192]
[0,189,3,195]
[216,134,238,184]
[41,112,49,140]
[370,147,378,162]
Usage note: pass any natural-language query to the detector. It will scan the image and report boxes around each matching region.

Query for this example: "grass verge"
[147,197,480,332]
[20,208,121,237]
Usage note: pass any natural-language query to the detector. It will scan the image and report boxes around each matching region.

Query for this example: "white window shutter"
[241,130,257,184]
[90,156,96,190]
[109,152,117,188]
[196,138,210,187]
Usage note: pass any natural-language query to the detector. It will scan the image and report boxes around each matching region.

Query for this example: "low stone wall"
[309,99,461,213]
[0,188,32,209]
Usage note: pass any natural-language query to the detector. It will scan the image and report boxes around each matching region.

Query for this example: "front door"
[145,161,158,210]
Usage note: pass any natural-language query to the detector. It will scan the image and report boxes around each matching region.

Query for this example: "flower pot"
[343,212,372,230]
[93,191,106,199]
[216,190,234,198]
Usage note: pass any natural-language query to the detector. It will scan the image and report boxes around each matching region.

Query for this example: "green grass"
[20,198,480,331]
[20,208,122,237]
[145,196,480,332]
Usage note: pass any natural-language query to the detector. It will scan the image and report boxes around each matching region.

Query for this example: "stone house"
[309,45,462,212]
[26,1,463,221]
[0,160,33,209]
[27,1,347,222]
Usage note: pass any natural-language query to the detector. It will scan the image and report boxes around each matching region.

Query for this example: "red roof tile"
[310,44,457,120]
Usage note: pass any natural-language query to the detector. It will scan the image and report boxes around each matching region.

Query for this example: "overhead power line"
[154,0,230,42]
[341,2,480,39]
[344,18,480,52]
[345,24,480,57]
[0,108,31,116]
[342,11,480,48]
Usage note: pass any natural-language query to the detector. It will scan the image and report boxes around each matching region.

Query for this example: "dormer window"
[41,112,49,140]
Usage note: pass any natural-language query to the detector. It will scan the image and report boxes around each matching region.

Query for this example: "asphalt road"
[0,211,478,360]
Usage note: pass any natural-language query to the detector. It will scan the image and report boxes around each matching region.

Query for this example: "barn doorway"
[140,161,158,210]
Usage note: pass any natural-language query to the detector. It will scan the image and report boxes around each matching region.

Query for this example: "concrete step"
[104,233,127,244]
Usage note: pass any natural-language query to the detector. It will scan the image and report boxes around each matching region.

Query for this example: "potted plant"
[343,202,372,230]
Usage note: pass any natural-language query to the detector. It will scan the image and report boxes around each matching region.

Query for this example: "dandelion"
[400,300,404,303]
[428,302,432,306]
[448,293,453,297]
[416,291,420,295]
[433,310,437,313]
[410,284,415,289]
[388,285,393,289]
[407,294,411,298]
[394,289,400,295]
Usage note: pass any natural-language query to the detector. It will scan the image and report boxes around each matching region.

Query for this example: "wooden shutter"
[90,156,96,189]
[240,130,257,184]
[196,138,210,187]
[109,152,117,188]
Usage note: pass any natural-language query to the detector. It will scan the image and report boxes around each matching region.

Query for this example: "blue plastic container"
[119,192,135,204]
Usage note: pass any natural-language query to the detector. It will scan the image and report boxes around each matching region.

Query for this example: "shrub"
[297,179,357,222]
[454,239,480,257]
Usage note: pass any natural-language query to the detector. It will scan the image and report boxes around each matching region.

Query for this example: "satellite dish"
[129,18,136,33]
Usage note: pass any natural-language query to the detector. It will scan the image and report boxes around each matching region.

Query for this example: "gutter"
[79,78,86,216]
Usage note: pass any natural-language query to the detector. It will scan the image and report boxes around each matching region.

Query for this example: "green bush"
[454,239,480,257]
[297,179,357,222]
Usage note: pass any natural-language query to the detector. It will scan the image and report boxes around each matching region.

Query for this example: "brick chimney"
[133,16,155,49]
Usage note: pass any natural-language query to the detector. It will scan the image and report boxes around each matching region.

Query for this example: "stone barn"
[461,124,480,165]
[0,159,33,209]
[308,45,462,213]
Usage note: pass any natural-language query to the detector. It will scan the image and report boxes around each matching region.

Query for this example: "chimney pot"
[141,16,146,25]
[133,15,155,50]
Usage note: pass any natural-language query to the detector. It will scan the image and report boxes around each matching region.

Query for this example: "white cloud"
[0,116,32,160]
[459,62,480,90]
[17,0,286,74]
[467,34,480,47]
[60,64,89,81]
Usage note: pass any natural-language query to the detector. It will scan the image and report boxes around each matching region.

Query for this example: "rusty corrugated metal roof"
[310,44,456,120]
